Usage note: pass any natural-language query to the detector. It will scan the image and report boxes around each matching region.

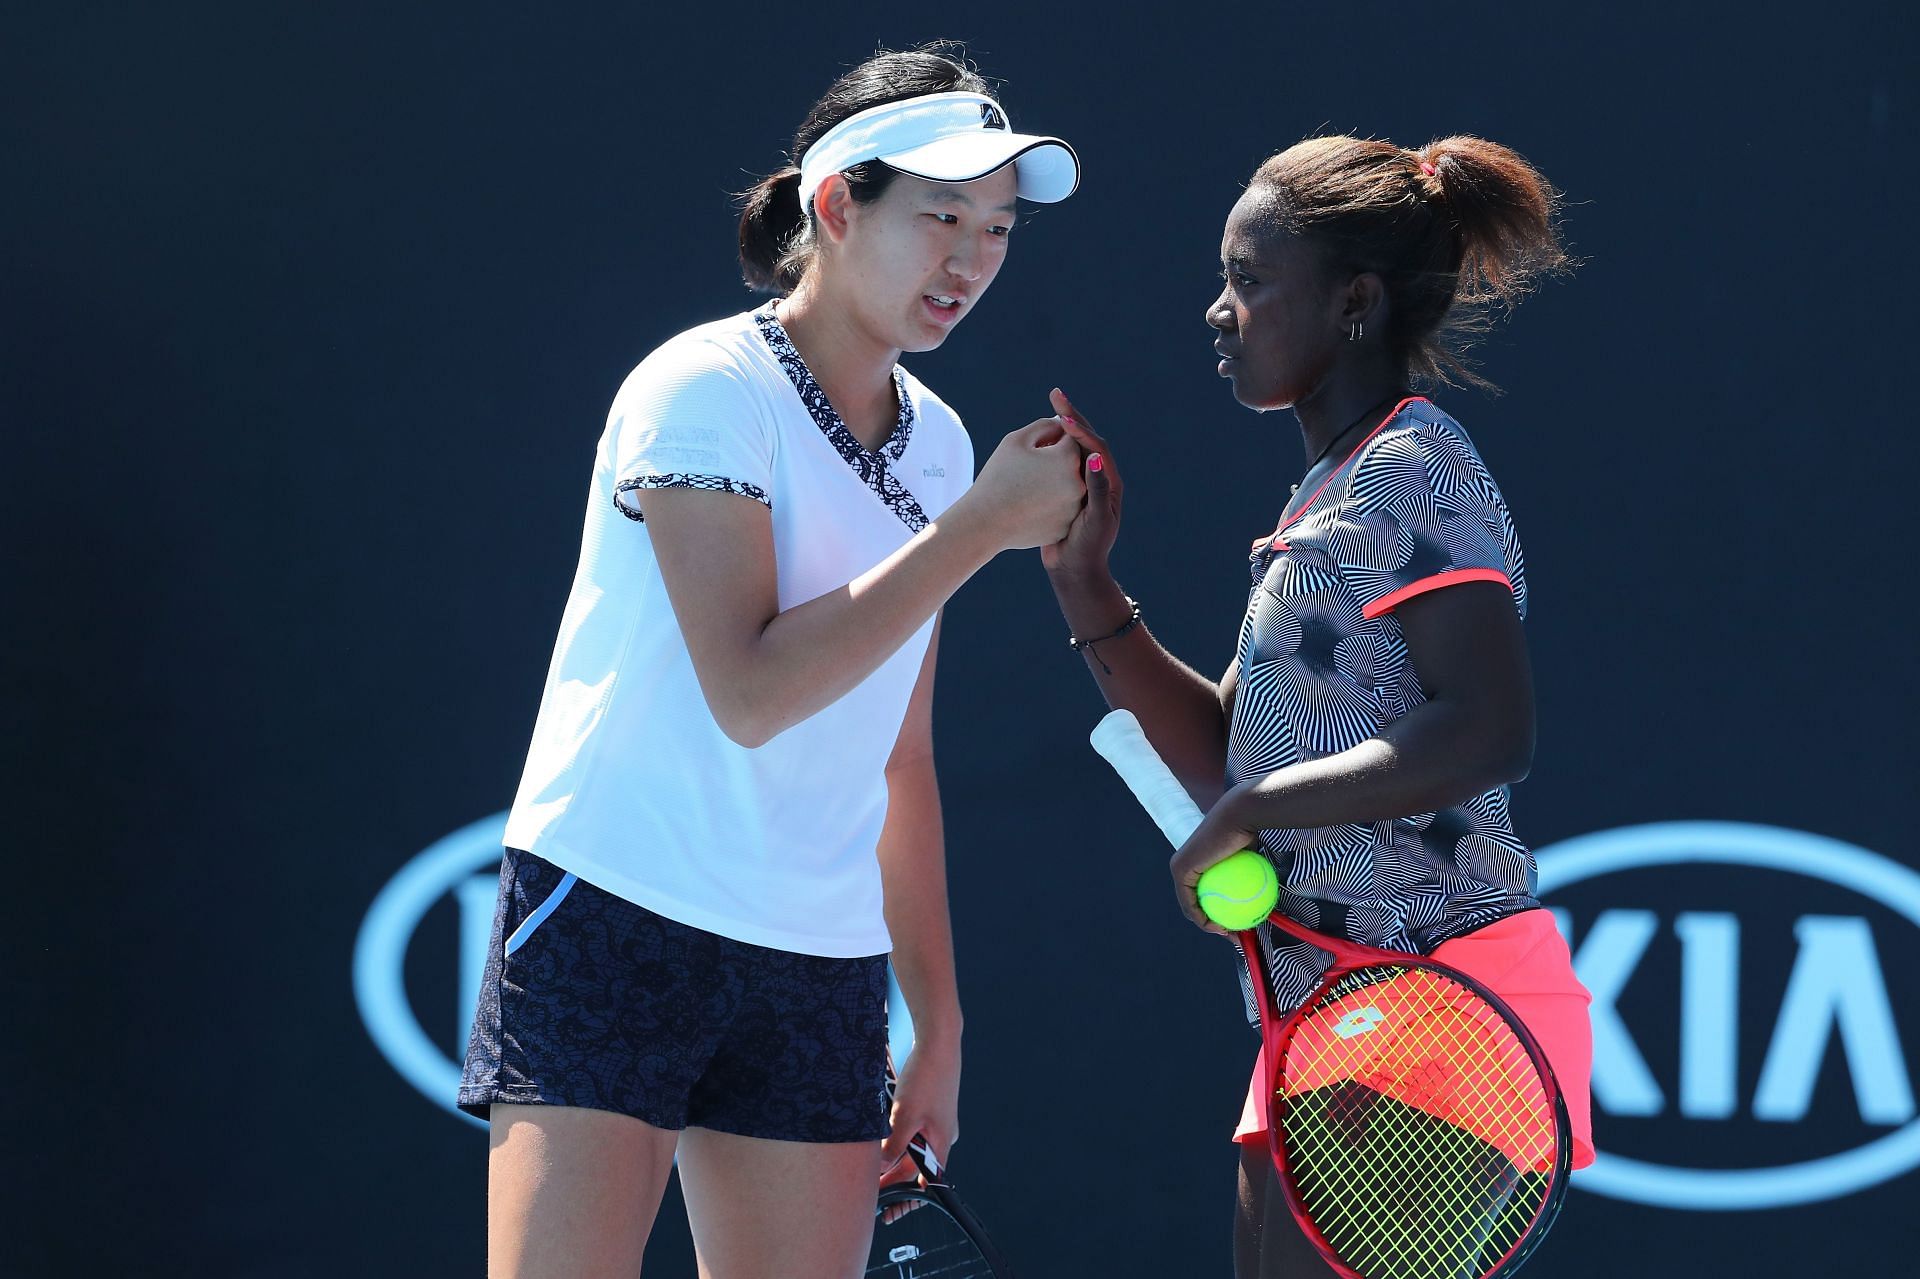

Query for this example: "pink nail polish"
[1088,454,1104,473]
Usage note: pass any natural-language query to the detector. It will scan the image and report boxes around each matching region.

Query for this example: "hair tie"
[1419,160,1437,177]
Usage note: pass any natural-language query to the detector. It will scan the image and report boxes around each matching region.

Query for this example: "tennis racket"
[1089,709,1570,1279]
[866,1058,1014,1279]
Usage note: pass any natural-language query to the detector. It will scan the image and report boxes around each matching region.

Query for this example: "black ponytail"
[735,42,994,295]
[738,166,807,294]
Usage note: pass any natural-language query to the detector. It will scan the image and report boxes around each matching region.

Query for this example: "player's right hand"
[1040,388,1123,578]
[972,417,1087,550]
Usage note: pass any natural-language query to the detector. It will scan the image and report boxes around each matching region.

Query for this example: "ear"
[1340,271,1390,333]
[813,174,857,246]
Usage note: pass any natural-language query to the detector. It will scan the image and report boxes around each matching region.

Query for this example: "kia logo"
[360,816,1916,1211]
[1538,821,1920,1210]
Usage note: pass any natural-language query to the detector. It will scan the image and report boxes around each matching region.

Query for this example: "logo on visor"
[980,103,1007,130]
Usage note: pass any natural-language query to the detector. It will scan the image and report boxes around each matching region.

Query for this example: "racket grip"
[907,1136,944,1180]
[1089,710,1207,847]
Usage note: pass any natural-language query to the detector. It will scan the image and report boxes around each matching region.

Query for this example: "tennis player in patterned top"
[1040,135,1595,1278]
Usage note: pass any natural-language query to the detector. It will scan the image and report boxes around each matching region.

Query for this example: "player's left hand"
[1041,388,1123,580]
[1170,799,1262,935]
[880,1034,961,1187]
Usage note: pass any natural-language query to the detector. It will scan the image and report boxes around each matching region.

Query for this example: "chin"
[899,330,951,355]
[853,303,947,356]
[1233,372,1302,413]
[1227,379,1282,412]
[897,313,964,354]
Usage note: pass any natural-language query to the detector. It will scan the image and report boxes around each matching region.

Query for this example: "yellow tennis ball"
[1196,850,1279,929]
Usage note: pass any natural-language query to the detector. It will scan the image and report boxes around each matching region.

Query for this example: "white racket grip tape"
[1089,710,1207,848]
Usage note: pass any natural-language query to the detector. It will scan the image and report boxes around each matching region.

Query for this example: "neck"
[1292,355,1409,469]
[776,277,902,438]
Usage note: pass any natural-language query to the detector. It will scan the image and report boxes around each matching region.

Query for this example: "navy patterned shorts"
[457,848,891,1143]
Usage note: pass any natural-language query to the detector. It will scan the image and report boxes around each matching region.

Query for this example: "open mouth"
[923,293,965,324]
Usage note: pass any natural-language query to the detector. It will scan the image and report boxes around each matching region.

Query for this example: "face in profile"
[832,166,1019,353]
[1206,187,1343,411]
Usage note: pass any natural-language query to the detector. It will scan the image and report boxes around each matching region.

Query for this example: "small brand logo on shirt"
[923,464,945,478]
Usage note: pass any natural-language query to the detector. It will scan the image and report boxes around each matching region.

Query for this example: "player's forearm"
[1219,695,1530,834]
[876,756,963,1044]
[718,498,1001,748]
[1048,570,1229,800]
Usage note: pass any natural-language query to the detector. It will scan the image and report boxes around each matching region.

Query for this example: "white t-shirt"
[504,304,975,957]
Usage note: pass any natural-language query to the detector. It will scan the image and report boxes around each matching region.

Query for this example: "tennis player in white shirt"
[457,44,1086,1278]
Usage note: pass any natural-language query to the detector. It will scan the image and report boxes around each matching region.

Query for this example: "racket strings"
[1274,964,1560,1279]
[1288,1103,1520,1278]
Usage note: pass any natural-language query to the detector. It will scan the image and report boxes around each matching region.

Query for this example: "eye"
[988,224,1012,238]
[928,212,959,225]
[1218,267,1256,287]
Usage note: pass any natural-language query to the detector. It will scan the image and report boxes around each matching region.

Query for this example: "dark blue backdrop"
[11,1,1919,1274]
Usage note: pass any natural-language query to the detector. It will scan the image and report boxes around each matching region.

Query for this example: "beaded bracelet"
[1067,595,1141,675]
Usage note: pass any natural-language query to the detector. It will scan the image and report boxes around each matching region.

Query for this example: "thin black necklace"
[1289,392,1404,496]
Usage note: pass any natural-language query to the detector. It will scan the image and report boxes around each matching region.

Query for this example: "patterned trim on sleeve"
[751,303,929,534]
[614,474,772,523]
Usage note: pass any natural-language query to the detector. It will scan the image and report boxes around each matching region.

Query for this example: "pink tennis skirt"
[1233,907,1596,1170]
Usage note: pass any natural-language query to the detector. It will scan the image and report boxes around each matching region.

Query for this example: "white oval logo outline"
[1537,820,1920,1210]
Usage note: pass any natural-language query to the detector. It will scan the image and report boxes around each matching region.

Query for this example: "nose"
[945,241,985,283]
[1205,287,1234,331]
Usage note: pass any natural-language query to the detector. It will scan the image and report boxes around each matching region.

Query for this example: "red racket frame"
[1239,910,1572,1279]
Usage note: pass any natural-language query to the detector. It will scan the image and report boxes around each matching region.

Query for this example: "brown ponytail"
[1255,134,1570,390]
[1413,137,1568,313]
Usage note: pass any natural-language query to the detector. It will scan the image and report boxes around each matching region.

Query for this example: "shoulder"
[607,311,784,469]
[898,366,963,431]
[899,368,974,463]
[1349,398,1499,505]
[616,310,772,407]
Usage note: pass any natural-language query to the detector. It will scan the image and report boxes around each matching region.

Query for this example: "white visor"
[797,91,1080,218]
